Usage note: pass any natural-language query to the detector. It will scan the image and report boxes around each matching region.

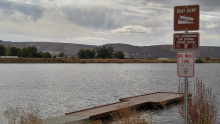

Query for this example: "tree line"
[0,44,52,58]
[0,44,65,58]
[0,44,125,59]
[77,45,125,59]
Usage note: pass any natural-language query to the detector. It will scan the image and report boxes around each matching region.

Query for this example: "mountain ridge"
[0,40,220,59]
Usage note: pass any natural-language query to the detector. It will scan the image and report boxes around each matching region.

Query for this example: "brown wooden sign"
[173,33,199,50]
[174,5,199,31]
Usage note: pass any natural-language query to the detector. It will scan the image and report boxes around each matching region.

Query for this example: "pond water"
[0,63,219,123]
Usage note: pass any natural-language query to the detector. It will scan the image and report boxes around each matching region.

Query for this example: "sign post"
[177,50,195,124]
[174,5,199,124]
[184,76,188,124]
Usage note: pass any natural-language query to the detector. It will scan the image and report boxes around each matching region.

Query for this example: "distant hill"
[1,40,220,59]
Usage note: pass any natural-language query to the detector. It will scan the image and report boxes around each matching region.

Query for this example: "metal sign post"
[174,5,199,124]
[184,30,188,124]
[184,77,188,124]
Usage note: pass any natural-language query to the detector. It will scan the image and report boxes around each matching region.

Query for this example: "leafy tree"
[85,49,95,58]
[0,44,6,56]
[37,52,45,58]
[21,48,30,57]
[204,56,211,61]
[58,51,64,57]
[44,52,51,58]
[21,46,38,58]
[7,46,21,56]
[195,59,203,63]
[114,50,125,59]
[95,45,114,59]
[77,49,95,59]
[77,49,87,59]
[27,46,38,58]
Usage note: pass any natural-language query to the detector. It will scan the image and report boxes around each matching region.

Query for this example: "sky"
[0,0,219,46]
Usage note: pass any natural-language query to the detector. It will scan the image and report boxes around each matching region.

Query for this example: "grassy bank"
[0,58,177,63]
[0,58,219,63]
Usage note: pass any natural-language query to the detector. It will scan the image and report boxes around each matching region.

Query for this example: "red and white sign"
[174,5,199,31]
[173,32,199,50]
[177,51,195,77]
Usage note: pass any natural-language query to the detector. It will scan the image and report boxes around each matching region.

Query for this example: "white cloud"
[66,37,109,45]
[0,0,219,46]
[111,25,152,34]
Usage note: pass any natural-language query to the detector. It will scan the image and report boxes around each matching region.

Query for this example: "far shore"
[0,58,219,63]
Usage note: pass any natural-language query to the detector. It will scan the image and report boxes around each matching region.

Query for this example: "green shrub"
[195,59,203,63]
[162,60,167,63]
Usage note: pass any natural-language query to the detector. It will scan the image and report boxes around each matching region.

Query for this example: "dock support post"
[184,77,188,124]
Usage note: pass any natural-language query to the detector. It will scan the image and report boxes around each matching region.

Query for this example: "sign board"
[173,32,199,50]
[174,5,199,31]
[177,51,195,77]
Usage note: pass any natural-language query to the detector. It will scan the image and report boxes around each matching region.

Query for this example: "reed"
[178,78,218,124]
[4,105,42,124]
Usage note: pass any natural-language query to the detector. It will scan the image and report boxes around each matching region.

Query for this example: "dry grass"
[1,58,220,63]
[0,58,177,63]
[178,78,218,124]
[89,120,103,124]
[203,59,220,63]
[111,105,144,124]
[4,105,42,124]
[90,104,152,124]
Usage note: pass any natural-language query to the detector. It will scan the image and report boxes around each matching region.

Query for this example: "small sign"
[173,32,199,50]
[177,51,195,77]
[174,5,199,31]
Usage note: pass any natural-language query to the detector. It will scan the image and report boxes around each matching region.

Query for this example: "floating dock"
[44,92,185,124]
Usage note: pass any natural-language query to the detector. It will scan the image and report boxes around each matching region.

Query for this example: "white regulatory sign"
[177,51,195,77]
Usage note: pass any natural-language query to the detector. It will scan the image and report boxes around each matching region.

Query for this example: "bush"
[195,59,203,63]
[4,105,42,124]
[58,51,64,57]
[7,46,21,56]
[111,105,149,124]
[204,56,211,61]
[0,44,6,56]
[95,45,114,59]
[178,78,217,124]
[44,52,52,58]
[162,60,167,63]
[78,49,87,59]
[90,104,152,124]
[21,46,37,58]
[114,50,125,59]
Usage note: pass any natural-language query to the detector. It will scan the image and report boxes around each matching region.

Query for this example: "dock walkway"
[44,92,184,124]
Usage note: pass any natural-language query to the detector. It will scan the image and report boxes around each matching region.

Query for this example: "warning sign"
[173,33,199,50]
[177,51,195,77]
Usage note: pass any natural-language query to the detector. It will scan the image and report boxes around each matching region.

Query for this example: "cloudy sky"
[0,0,219,46]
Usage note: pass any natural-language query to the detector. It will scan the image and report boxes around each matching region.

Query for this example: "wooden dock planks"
[44,92,186,124]
[65,92,184,120]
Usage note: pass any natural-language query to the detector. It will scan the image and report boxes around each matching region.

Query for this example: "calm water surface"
[0,63,219,123]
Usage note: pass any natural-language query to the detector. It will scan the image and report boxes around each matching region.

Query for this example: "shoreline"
[0,58,176,63]
[0,58,219,63]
